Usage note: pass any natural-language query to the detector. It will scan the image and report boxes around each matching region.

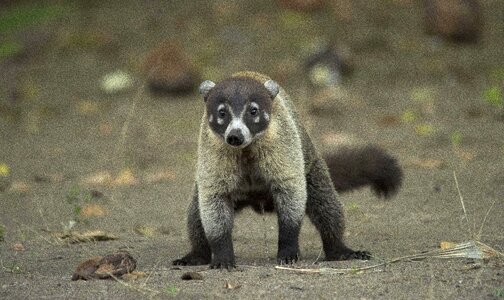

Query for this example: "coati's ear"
[199,80,216,101]
[264,80,279,99]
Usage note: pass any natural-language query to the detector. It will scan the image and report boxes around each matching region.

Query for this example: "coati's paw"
[209,257,236,270]
[172,253,211,266]
[277,249,299,264]
[326,250,371,261]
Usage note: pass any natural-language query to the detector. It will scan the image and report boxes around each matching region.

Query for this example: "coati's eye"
[250,107,258,116]
[218,109,226,118]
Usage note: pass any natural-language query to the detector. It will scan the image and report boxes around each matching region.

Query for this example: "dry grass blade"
[55,230,118,243]
[275,241,503,275]
[109,273,161,297]
[453,171,472,237]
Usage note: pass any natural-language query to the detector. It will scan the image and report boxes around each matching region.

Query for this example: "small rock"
[181,272,203,280]
[143,41,199,95]
[423,0,482,43]
[100,70,134,94]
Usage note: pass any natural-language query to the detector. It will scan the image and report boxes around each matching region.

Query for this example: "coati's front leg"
[271,181,306,264]
[172,188,211,266]
[199,192,236,269]
[306,158,371,260]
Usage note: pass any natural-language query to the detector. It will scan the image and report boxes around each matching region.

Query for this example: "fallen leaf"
[133,225,157,237]
[80,204,107,217]
[440,241,457,250]
[82,171,113,186]
[56,230,118,243]
[8,181,30,193]
[122,271,147,282]
[409,159,444,169]
[112,168,138,186]
[224,281,241,289]
[12,242,25,251]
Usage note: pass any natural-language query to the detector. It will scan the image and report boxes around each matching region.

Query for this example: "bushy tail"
[324,145,403,198]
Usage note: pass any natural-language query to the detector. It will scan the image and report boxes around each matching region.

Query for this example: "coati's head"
[199,76,280,148]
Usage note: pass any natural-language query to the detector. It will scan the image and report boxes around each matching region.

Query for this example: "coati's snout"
[199,77,279,148]
[226,129,245,147]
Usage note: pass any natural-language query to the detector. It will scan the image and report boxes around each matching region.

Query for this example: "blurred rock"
[100,70,134,94]
[423,0,482,43]
[277,0,326,12]
[305,44,353,88]
[143,41,200,95]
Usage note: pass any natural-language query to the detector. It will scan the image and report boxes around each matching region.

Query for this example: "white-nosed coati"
[172,71,402,269]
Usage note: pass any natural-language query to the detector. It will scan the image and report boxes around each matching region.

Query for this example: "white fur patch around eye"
[250,102,260,123]
[208,114,213,123]
[263,112,270,121]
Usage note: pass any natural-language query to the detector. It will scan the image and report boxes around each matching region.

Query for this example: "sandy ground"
[1,0,503,299]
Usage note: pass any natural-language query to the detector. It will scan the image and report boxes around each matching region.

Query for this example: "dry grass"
[276,172,503,275]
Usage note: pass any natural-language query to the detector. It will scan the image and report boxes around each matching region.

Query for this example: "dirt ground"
[1,0,503,299]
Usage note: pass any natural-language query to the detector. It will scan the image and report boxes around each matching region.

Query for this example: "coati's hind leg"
[305,158,371,260]
[172,188,212,266]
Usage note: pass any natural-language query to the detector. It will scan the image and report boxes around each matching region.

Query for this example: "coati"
[173,71,402,269]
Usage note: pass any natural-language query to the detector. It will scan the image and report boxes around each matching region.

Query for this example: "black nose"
[226,131,244,146]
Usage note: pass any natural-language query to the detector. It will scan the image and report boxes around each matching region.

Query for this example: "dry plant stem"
[110,63,160,205]
[13,219,58,246]
[275,241,503,274]
[312,248,323,265]
[141,259,161,288]
[477,199,496,241]
[453,171,472,238]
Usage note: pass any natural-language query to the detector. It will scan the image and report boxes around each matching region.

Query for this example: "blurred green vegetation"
[0,224,4,242]
[0,41,22,59]
[484,86,503,108]
[0,3,71,61]
[0,4,70,33]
